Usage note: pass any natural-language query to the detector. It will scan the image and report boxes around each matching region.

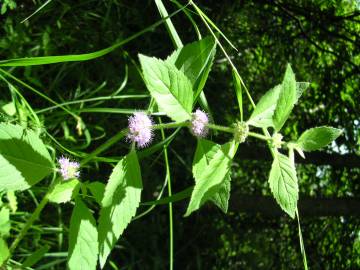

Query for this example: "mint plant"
[0,1,344,269]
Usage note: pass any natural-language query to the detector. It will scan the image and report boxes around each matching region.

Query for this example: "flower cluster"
[190,109,209,137]
[233,121,249,143]
[58,156,80,180]
[272,133,283,148]
[127,112,154,148]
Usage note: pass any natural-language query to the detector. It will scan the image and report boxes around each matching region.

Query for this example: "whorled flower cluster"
[190,109,209,137]
[233,121,249,143]
[58,156,80,180]
[127,112,154,148]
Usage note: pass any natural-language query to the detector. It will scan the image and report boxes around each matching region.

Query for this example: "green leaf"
[6,191,17,213]
[297,126,343,152]
[268,152,298,218]
[0,208,10,237]
[296,82,310,101]
[248,81,309,128]
[98,150,142,268]
[22,245,50,268]
[166,36,216,98]
[0,238,9,266]
[0,123,54,192]
[209,173,231,213]
[248,85,281,128]
[68,198,98,270]
[232,70,243,119]
[139,54,193,122]
[49,179,80,204]
[1,101,16,116]
[87,182,105,205]
[273,64,297,131]
[185,139,237,216]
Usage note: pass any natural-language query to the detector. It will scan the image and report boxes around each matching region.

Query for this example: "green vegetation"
[0,0,359,269]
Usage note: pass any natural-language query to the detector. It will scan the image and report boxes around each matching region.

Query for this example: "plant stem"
[207,123,233,133]
[159,118,174,270]
[153,121,188,130]
[9,178,59,256]
[248,131,271,141]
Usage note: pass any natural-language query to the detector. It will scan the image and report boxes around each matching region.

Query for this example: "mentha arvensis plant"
[0,4,344,270]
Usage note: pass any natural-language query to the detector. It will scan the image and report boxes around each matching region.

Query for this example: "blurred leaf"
[139,54,193,121]
[22,245,50,268]
[1,101,16,116]
[0,208,10,237]
[0,123,53,192]
[98,150,142,268]
[297,126,343,152]
[0,238,9,265]
[268,152,298,218]
[6,191,17,213]
[68,198,98,270]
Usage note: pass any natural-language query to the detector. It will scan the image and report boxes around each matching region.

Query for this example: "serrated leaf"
[49,179,80,204]
[209,173,231,213]
[273,64,297,131]
[268,152,298,218]
[22,245,50,267]
[0,238,9,265]
[0,208,10,237]
[297,126,342,152]
[248,85,281,128]
[68,198,98,270]
[98,150,142,268]
[248,81,309,128]
[296,82,310,101]
[87,181,105,205]
[166,36,216,98]
[0,123,54,192]
[139,54,193,122]
[185,139,237,216]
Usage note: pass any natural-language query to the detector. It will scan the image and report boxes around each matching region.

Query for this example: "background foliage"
[0,0,359,269]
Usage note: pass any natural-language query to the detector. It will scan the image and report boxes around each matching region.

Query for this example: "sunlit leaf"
[268,152,298,218]
[98,150,142,268]
[139,54,193,122]
[185,139,237,216]
[0,123,54,192]
[273,64,297,131]
[297,126,343,151]
[68,198,98,270]
[49,179,80,204]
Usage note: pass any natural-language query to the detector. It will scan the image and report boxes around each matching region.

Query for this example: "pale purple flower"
[58,156,80,180]
[127,112,153,148]
[191,109,209,137]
